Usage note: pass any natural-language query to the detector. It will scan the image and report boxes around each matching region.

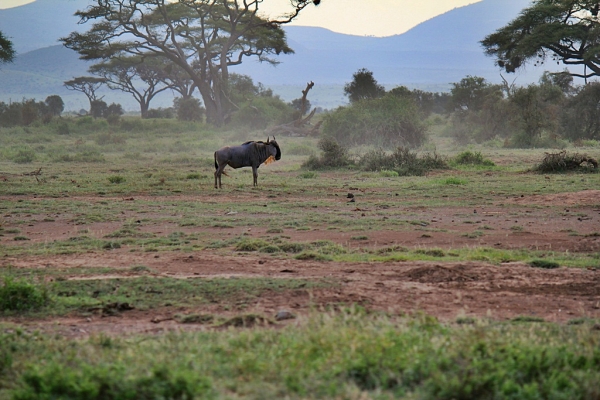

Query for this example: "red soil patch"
[2,190,600,337]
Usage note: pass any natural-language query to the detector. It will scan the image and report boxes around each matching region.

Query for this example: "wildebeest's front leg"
[252,165,259,186]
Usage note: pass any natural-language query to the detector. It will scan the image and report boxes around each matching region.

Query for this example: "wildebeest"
[214,137,281,188]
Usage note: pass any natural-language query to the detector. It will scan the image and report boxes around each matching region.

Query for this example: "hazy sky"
[1,0,482,37]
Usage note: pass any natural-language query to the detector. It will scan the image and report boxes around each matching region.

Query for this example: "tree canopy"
[0,31,15,65]
[344,68,386,103]
[481,0,600,80]
[89,55,178,118]
[64,76,107,113]
[61,0,321,125]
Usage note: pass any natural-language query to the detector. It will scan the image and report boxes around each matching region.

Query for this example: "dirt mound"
[402,264,482,283]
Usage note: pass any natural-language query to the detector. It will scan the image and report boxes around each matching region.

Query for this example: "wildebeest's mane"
[270,140,281,160]
[239,140,280,160]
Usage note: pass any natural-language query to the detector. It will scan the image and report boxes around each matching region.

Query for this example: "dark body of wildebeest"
[214,137,281,188]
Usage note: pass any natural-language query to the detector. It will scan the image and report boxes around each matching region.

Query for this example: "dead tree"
[268,81,321,137]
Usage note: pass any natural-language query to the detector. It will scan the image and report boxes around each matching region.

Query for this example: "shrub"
[322,95,427,148]
[379,170,399,177]
[302,138,353,169]
[529,260,560,269]
[359,148,396,172]
[278,242,305,253]
[107,176,125,184]
[230,96,294,129]
[452,151,495,166]
[359,147,449,176]
[560,82,600,141]
[0,276,50,312]
[532,151,598,173]
[174,97,205,122]
[259,245,281,253]
[146,107,175,119]
[235,239,270,252]
[15,363,212,399]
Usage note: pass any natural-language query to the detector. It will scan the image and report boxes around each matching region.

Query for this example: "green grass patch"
[19,276,334,317]
[441,177,468,185]
[2,312,599,399]
[0,276,50,313]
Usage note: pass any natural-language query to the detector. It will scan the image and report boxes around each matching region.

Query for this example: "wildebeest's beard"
[271,141,281,160]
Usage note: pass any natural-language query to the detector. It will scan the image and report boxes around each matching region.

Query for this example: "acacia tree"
[344,68,386,103]
[64,76,106,114]
[61,0,321,126]
[0,31,15,66]
[482,0,600,80]
[89,55,178,118]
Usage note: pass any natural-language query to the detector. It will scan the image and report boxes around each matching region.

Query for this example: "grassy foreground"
[1,311,599,399]
[2,118,600,399]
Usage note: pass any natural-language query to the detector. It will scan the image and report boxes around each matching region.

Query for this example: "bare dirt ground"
[2,190,600,337]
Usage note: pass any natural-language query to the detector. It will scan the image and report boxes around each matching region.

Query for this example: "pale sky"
[1,0,482,37]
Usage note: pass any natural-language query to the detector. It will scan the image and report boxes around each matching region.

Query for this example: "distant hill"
[236,0,537,86]
[0,0,89,54]
[0,0,551,112]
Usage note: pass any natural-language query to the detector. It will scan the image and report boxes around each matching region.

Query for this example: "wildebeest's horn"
[266,136,270,143]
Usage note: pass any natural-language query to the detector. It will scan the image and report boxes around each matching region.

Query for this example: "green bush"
[451,151,495,166]
[14,363,212,400]
[0,276,50,312]
[529,259,560,269]
[322,94,427,147]
[560,81,600,141]
[230,96,294,129]
[235,238,270,252]
[302,138,354,170]
[359,147,449,176]
[532,150,598,173]
[174,97,205,122]
[107,176,126,184]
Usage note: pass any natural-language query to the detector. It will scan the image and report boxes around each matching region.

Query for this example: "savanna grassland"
[1,116,600,399]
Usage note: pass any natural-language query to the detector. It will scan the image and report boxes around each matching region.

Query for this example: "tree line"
[3,0,600,147]
[327,68,600,148]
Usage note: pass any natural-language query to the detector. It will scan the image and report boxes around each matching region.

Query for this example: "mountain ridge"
[0,0,545,111]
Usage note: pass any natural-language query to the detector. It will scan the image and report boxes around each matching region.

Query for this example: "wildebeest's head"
[266,136,281,160]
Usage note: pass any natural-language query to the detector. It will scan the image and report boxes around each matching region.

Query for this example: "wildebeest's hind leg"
[215,165,227,189]
[214,152,225,189]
